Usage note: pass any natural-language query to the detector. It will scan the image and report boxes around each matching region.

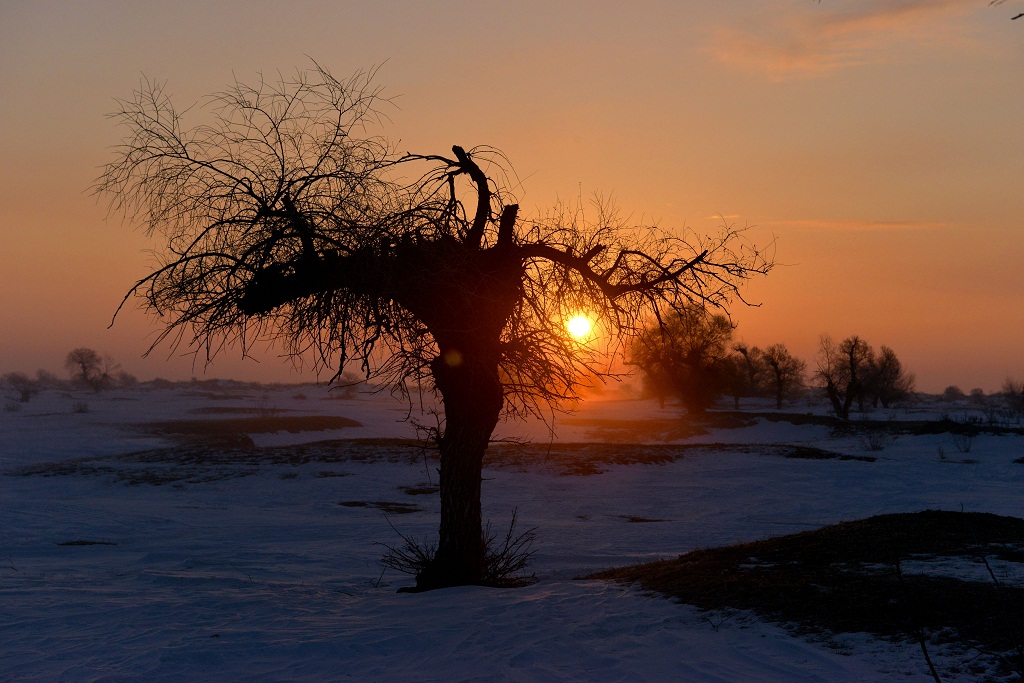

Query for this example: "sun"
[566,315,592,339]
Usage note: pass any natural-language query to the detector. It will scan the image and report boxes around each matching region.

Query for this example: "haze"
[1,1,1021,392]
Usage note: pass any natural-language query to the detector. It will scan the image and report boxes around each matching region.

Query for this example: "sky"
[0,0,1021,393]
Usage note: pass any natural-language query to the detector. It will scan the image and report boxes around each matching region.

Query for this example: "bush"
[2,372,38,403]
[943,385,966,402]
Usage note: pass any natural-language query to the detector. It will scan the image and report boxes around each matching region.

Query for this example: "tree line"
[2,348,135,403]
[629,305,918,419]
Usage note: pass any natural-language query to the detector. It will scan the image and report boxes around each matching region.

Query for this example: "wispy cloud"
[706,0,977,80]
[769,218,951,233]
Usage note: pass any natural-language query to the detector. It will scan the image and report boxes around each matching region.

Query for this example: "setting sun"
[566,315,592,339]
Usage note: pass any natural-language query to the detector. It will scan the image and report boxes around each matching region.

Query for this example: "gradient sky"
[1,1,1021,392]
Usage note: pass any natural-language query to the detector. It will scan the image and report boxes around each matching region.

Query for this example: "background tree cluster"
[2,349,134,404]
[631,318,923,419]
[64,348,138,391]
[630,304,805,413]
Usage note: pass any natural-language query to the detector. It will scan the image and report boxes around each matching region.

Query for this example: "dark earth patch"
[590,510,1024,679]
[339,501,420,514]
[615,515,670,523]
[146,415,361,437]
[55,540,118,546]
[400,485,440,496]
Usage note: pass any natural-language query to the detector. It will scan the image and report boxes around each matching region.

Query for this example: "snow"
[2,384,1022,681]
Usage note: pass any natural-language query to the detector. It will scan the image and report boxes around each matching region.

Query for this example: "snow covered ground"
[2,383,1022,681]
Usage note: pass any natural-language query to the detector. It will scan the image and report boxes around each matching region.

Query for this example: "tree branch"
[452,145,490,247]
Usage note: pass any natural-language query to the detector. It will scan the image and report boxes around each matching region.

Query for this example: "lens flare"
[566,315,592,339]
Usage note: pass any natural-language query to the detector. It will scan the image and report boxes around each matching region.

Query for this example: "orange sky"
[1,1,1022,392]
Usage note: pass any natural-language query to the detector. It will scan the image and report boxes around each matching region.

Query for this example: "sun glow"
[566,315,592,339]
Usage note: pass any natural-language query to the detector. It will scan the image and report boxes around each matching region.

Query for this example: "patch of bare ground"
[145,415,362,437]
[7,439,866,485]
[558,418,709,443]
[8,439,426,486]
[485,442,870,475]
[338,501,421,514]
[557,412,768,443]
[589,510,1024,680]
[188,406,294,415]
[399,484,440,496]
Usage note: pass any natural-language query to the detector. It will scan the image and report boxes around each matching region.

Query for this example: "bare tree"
[96,66,772,590]
[65,348,118,391]
[631,304,736,415]
[816,335,872,420]
[866,345,915,408]
[1003,378,1024,416]
[722,343,766,409]
[762,343,806,409]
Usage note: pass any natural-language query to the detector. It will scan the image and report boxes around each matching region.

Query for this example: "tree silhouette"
[65,347,117,392]
[96,66,772,589]
[865,345,915,409]
[631,304,736,415]
[762,343,806,409]
[815,335,872,420]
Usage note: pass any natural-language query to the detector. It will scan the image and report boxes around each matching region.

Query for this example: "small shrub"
[861,431,896,452]
[952,433,975,454]
[71,401,89,414]
[4,401,21,412]
[381,509,537,589]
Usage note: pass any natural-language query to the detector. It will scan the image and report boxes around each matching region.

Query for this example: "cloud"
[706,0,978,80]
[768,218,950,233]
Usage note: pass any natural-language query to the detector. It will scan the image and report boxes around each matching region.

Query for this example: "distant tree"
[1002,378,1024,416]
[631,305,735,415]
[723,343,767,409]
[942,385,966,402]
[969,387,986,404]
[815,335,873,420]
[865,345,915,408]
[65,348,118,391]
[2,372,39,403]
[762,343,806,409]
[114,371,138,388]
[35,369,63,389]
[95,66,771,590]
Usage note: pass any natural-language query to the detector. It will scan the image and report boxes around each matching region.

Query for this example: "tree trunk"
[826,381,849,420]
[415,349,504,590]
